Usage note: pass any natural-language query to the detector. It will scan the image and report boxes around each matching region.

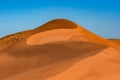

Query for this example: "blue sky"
[0,0,120,38]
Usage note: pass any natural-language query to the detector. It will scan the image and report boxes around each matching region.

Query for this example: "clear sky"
[0,0,120,38]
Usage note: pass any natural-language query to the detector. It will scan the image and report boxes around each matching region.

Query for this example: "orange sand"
[109,39,120,45]
[0,19,120,80]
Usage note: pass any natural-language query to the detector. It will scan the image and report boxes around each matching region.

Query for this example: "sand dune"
[109,39,120,45]
[0,19,120,80]
[0,30,32,51]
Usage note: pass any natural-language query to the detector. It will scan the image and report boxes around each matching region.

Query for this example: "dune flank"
[109,39,120,45]
[0,19,120,80]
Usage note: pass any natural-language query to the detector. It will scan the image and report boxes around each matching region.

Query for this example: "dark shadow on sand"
[0,41,108,79]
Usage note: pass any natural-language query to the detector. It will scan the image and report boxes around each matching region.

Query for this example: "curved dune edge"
[26,29,78,45]
[26,27,89,45]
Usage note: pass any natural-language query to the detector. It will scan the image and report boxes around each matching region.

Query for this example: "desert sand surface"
[0,19,120,80]
[109,39,120,45]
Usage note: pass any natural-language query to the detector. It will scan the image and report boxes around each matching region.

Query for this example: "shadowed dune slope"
[0,41,107,80]
[34,19,77,31]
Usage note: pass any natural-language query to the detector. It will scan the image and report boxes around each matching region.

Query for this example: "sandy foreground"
[0,19,120,80]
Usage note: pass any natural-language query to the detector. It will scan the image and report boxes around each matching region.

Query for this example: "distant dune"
[109,39,120,45]
[0,19,120,80]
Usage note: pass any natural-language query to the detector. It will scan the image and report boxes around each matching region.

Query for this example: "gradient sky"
[0,0,120,38]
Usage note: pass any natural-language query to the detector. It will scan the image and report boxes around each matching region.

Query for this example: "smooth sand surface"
[109,39,120,45]
[0,19,120,80]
